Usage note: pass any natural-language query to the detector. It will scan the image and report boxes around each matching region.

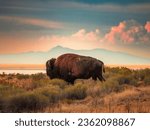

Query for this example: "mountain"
[0,45,150,64]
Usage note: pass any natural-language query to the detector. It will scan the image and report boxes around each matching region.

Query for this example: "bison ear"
[49,58,56,70]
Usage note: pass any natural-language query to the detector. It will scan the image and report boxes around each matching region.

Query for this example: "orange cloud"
[0,16,64,29]
[145,21,150,33]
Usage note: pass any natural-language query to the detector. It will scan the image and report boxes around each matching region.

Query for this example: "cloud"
[71,28,100,42]
[0,16,64,29]
[38,20,150,49]
[1,19,150,58]
[37,20,150,58]
[38,28,101,50]
[145,21,150,33]
[104,20,150,44]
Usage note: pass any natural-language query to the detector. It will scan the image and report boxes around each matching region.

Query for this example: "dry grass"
[43,87,150,113]
[0,67,150,113]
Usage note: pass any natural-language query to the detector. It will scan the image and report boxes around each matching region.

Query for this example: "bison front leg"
[92,76,97,81]
[66,75,76,84]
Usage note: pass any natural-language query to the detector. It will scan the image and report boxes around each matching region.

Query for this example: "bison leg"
[98,75,105,82]
[92,76,97,81]
[70,80,75,84]
[66,76,76,84]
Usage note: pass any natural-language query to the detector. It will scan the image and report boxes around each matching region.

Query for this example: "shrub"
[16,74,30,80]
[104,67,132,80]
[31,73,47,80]
[0,96,4,112]
[49,79,68,89]
[63,83,87,100]
[117,75,137,86]
[101,78,121,93]
[86,85,102,98]
[144,76,150,85]
[0,85,25,97]
[25,78,50,90]
[35,86,61,104]
[119,67,132,75]
[134,69,150,81]
[6,92,49,112]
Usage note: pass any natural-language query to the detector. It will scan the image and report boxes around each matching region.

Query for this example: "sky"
[0,0,150,60]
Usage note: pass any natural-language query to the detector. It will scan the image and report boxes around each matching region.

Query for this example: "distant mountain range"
[0,46,150,64]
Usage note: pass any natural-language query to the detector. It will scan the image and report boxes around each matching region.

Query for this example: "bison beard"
[46,53,105,84]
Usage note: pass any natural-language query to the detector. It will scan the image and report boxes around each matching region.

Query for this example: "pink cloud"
[145,21,150,33]
[0,16,64,29]
[38,21,150,52]
[104,20,150,44]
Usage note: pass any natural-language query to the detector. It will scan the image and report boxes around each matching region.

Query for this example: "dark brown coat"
[46,53,105,84]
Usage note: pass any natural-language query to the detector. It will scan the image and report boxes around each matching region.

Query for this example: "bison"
[46,53,105,84]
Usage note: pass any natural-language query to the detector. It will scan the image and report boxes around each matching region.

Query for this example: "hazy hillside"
[0,46,150,64]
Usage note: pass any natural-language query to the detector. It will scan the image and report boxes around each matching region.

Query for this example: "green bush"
[0,96,4,112]
[31,73,47,80]
[49,79,68,89]
[16,74,30,80]
[101,78,121,93]
[35,86,61,104]
[144,76,150,85]
[0,85,25,97]
[133,69,150,81]
[6,92,49,112]
[30,79,49,89]
[63,83,87,100]
[117,75,137,86]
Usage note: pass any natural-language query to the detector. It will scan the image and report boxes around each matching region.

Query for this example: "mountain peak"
[49,45,74,52]
[53,45,64,49]
[0,46,150,64]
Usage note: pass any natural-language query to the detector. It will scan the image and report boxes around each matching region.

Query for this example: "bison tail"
[102,63,105,73]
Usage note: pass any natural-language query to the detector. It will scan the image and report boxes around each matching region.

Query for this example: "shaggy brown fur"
[46,53,105,84]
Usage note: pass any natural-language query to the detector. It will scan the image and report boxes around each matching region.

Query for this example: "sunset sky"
[0,0,150,59]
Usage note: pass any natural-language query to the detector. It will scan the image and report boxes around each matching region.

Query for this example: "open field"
[0,67,150,112]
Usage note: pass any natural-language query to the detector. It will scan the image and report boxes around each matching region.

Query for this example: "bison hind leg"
[98,75,105,82]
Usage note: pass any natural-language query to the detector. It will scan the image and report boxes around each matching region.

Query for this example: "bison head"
[46,58,58,79]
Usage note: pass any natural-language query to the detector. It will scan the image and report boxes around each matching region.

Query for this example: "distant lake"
[0,69,46,74]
